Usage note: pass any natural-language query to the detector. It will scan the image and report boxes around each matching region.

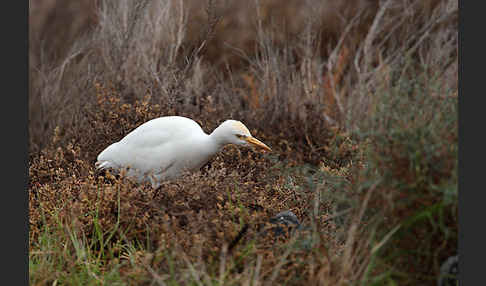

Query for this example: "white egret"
[95,116,271,188]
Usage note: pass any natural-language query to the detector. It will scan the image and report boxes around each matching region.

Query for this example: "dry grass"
[30,86,352,285]
[29,0,458,285]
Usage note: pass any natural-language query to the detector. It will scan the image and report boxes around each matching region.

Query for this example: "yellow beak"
[245,136,272,152]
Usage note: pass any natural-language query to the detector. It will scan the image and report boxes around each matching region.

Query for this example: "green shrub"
[354,70,458,285]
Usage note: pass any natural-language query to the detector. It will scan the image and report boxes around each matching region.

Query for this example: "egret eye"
[236,134,247,139]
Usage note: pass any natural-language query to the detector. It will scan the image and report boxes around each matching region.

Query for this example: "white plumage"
[96,116,271,188]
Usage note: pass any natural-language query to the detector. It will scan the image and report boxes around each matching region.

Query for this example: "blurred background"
[29,0,457,154]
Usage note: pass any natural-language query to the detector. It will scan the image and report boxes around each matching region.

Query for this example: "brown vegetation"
[29,0,458,285]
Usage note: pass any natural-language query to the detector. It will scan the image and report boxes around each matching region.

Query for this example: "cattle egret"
[95,116,271,188]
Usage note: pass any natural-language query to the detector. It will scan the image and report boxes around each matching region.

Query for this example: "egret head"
[215,120,272,151]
